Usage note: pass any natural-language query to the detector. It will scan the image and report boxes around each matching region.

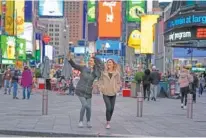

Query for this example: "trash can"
[158,81,169,98]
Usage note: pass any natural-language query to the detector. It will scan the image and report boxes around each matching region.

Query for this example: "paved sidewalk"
[0,88,206,137]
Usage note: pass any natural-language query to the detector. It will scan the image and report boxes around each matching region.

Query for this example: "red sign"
[196,28,206,38]
[43,34,51,44]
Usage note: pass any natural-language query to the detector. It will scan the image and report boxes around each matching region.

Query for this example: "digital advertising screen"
[38,0,64,17]
[98,1,121,38]
[45,45,53,60]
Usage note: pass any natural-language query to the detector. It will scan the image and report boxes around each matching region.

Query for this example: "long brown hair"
[106,59,118,71]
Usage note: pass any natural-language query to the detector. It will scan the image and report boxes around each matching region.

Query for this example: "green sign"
[35,50,40,61]
[16,38,26,60]
[126,0,145,22]
[1,35,16,60]
[2,59,14,65]
[192,67,206,72]
[0,35,26,60]
[87,0,96,23]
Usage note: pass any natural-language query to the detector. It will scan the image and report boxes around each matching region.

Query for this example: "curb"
[0,129,133,137]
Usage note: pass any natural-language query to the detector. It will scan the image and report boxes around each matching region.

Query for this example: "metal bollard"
[42,90,48,115]
[187,93,193,119]
[137,84,143,117]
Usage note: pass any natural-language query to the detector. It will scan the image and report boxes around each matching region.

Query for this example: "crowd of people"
[1,53,206,130]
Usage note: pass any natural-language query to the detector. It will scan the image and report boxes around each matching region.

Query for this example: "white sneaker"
[184,106,187,109]
[87,121,92,128]
[181,104,184,108]
[106,124,110,129]
[78,121,83,128]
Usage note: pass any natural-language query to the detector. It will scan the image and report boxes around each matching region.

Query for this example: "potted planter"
[131,71,144,98]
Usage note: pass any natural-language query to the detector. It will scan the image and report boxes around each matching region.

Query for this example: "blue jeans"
[78,96,91,122]
[23,87,31,99]
[12,82,18,98]
[4,80,11,94]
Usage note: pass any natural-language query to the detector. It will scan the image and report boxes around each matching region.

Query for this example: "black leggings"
[180,86,189,106]
[103,95,116,122]
[143,84,150,99]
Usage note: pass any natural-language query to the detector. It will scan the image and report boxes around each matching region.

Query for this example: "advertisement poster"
[5,1,14,35]
[141,15,159,54]
[88,23,97,41]
[38,0,64,17]
[16,38,26,60]
[15,1,25,35]
[87,0,96,22]
[126,0,145,22]
[18,22,33,52]
[0,35,26,60]
[98,1,121,38]
[96,40,120,50]
[45,45,53,60]
[1,35,15,59]
[25,1,32,22]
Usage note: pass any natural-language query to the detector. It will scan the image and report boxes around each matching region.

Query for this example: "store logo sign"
[169,31,192,41]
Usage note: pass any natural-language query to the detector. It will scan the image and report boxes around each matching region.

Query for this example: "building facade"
[38,18,69,57]
[64,1,84,45]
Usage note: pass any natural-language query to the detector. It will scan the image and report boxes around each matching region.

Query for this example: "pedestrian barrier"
[187,93,193,119]
[137,84,143,117]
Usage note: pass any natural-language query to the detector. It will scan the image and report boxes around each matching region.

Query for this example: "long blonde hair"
[106,59,118,71]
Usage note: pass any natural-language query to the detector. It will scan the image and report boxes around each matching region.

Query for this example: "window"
[55,24,59,27]
[49,29,53,32]
[55,38,59,41]
[55,33,59,36]
[55,42,59,45]
[49,24,53,27]
[55,28,59,32]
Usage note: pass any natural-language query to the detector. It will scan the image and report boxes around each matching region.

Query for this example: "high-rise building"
[38,18,69,57]
[64,1,84,45]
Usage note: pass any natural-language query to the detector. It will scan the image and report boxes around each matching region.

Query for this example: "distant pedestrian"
[11,69,19,99]
[199,74,205,97]
[3,67,12,95]
[178,67,193,109]
[98,59,121,129]
[143,69,152,101]
[191,73,198,102]
[67,52,103,128]
[21,66,33,100]
[150,66,161,101]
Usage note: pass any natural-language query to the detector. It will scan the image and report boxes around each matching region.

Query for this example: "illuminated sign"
[165,13,206,32]
[165,27,206,43]
[169,31,192,41]
[196,28,206,38]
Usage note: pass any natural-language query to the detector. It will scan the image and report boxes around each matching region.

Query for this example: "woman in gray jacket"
[67,52,103,128]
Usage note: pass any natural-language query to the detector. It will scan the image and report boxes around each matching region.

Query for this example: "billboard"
[96,40,121,50]
[140,15,159,54]
[45,45,53,60]
[87,0,96,23]
[38,0,64,17]
[96,55,121,63]
[25,1,32,22]
[88,23,97,41]
[16,38,26,60]
[18,22,33,53]
[5,1,14,35]
[165,12,206,32]
[98,1,121,38]
[126,0,145,22]
[0,35,26,60]
[5,1,25,35]
[15,1,25,35]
